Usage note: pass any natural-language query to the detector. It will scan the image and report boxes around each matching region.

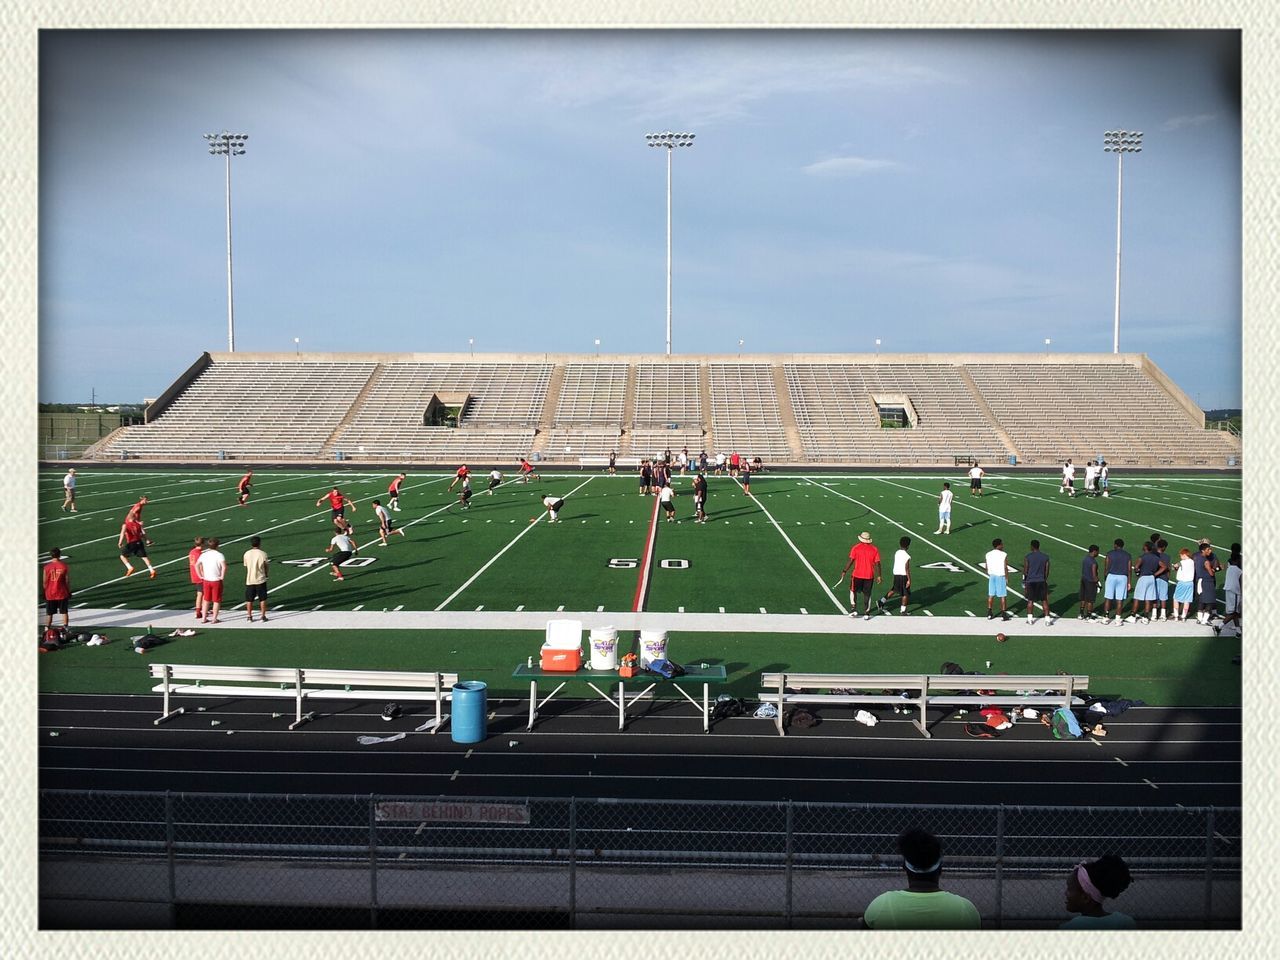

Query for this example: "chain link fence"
[39,790,1240,929]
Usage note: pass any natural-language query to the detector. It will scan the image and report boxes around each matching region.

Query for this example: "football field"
[37,466,1243,703]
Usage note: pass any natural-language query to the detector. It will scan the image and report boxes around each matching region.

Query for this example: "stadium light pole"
[204,131,248,352]
[595,338,601,356]
[645,131,695,356]
[875,338,881,354]
[293,337,300,359]
[469,337,474,358]
[738,338,743,358]
[1103,130,1142,354]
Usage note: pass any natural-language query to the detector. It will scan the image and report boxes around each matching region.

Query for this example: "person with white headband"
[1061,854,1135,928]
[858,827,980,929]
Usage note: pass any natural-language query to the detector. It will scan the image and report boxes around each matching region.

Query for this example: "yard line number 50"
[607,558,690,569]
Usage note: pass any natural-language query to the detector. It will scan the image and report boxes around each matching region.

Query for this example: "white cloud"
[1162,113,1217,131]
[801,156,897,177]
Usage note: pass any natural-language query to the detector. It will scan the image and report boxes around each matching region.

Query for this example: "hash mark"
[964,610,976,617]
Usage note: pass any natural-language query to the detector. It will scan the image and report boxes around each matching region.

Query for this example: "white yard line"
[433,476,596,611]
[734,479,847,614]
[1005,476,1242,523]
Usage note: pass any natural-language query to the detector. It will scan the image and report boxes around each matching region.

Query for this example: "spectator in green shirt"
[858,827,981,929]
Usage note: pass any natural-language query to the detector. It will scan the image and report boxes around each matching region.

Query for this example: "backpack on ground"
[1051,706,1084,739]
[710,696,746,721]
[785,707,820,729]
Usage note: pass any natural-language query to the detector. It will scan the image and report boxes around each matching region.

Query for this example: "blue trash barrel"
[1007,455,1017,465]
[334,451,345,461]
[451,680,488,743]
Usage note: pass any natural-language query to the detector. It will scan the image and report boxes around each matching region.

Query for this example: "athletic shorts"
[331,507,345,519]
[331,551,352,566]
[662,500,675,514]
[1104,573,1129,601]
[461,490,472,501]
[201,580,224,603]
[1065,478,1074,487]
[239,486,251,496]
[891,574,909,594]
[938,510,950,522]
[1155,579,1169,601]
[1079,580,1099,602]
[1174,581,1194,603]
[852,577,874,596]
[551,499,565,512]
[988,574,1007,598]
[1134,575,1157,602]
[1224,590,1241,615]
[488,479,501,490]
[1024,581,1047,602]
[64,489,75,502]
[244,583,268,602]
[123,539,148,558]
[45,598,69,615]
[1195,579,1217,605]
[970,478,982,490]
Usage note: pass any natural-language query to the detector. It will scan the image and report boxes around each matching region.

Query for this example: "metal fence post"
[994,805,1006,927]
[1203,806,1215,927]
[369,794,379,929]
[165,791,177,928]
[568,798,578,929]
[784,800,795,929]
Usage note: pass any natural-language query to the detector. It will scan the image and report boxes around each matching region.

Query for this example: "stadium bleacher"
[86,351,1240,467]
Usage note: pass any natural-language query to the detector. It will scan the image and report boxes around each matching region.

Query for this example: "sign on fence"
[375,800,531,825]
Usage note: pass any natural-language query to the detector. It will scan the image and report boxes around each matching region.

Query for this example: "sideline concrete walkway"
[70,606,1223,638]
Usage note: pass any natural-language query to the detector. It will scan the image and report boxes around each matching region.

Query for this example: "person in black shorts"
[639,460,652,496]
[608,451,616,475]
[1079,545,1100,619]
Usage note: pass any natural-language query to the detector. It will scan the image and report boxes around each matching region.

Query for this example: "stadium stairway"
[318,363,387,458]
[957,365,1020,461]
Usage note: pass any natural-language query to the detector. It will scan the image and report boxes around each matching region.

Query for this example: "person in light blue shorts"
[985,538,1011,621]
[1102,538,1132,625]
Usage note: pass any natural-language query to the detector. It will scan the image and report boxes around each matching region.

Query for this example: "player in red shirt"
[188,537,207,618]
[447,465,469,492]
[316,487,355,529]
[838,531,883,620]
[43,548,72,632]
[388,472,406,512]
[729,452,741,477]
[126,495,149,522]
[118,515,157,578]
[237,470,253,506]
[518,458,540,483]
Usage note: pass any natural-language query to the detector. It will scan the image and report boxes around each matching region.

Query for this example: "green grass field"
[37,467,1243,704]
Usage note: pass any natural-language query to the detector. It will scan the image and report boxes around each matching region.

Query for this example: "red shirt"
[238,473,252,492]
[730,453,740,467]
[520,460,532,473]
[325,490,345,510]
[128,499,146,519]
[456,466,469,478]
[188,547,203,584]
[389,477,403,494]
[123,518,144,543]
[43,559,71,601]
[849,542,881,579]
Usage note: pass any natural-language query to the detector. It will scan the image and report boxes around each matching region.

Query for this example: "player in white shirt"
[714,452,726,475]
[659,482,677,521]
[487,469,503,494]
[968,463,985,497]
[877,537,912,614]
[372,499,404,546]
[1060,460,1076,496]
[985,538,1012,620]
[935,482,954,534]
[1083,461,1098,496]
[61,468,78,512]
[542,494,566,522]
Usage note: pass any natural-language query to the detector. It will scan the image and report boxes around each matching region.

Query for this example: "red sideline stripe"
[631,495,662,612]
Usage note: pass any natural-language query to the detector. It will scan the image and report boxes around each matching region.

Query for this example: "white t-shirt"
[938,489,953,512]
[1224,564,1242,593]
[542,495,561,509]
[374,504,390,525]
[659,486,675,503]
[1062,463,1075,480]
[195,549,226,582]
[63,472,76,490]
[985,549,1008,576]
[1176,557,1195,582]
[715,453,726,466]
[892,549,911,576]
[1084,464,1097,484]
[331,533,354,553]
[490,470,502,481]
[968,466,983,480]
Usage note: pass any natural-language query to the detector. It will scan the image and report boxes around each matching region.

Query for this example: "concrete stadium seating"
[84,351,1240,468]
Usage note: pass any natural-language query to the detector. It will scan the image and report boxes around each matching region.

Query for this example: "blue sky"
[38,29,1241,408]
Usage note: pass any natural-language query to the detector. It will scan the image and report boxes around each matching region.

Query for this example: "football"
[996,632,1008,643]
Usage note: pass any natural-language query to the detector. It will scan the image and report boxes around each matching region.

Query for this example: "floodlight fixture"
[1103,129,1143,353]
[204,131,249,352]
[645,131,696,356]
